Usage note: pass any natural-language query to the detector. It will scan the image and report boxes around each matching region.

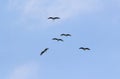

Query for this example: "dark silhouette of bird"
[52,38,63,42]
[48,17,60,20]
[79,47,90,51]
[60,34,71,37]
[40,48,49,55]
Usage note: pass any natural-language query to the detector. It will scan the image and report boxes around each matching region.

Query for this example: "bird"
[52,38,63,42]
[40,48,49,55]
[60,34,71,37]
[79,47,90,51]
[48,17,60,20]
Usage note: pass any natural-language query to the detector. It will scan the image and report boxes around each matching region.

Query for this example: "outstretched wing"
[48,17,53,19]
[86,48,90,50]
[79,47,84,49]
[55,17,60,19]
[60,34,66,36]
[58,39,64,42]
[40,51,44,55]
[66,34,71,36]
[52,38,58,40]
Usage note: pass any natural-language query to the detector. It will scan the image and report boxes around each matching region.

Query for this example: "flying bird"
[52,38,63,42]
[79,47,90,51]
[60,34,71,37]
[40,48,49,55]
[48,17,60,20]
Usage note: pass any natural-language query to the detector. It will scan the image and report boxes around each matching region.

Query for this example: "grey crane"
[79,47,90,51]
[52,38,63,42]
[48,17,60,20]
[60,34,71,37]
[40,48,49,55]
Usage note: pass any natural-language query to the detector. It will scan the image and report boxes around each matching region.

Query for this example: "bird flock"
[40,17,90,56]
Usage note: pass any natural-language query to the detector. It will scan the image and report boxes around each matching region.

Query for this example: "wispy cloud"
[9,0,103,18]
[8,0,103,29]
[8,62,39,79]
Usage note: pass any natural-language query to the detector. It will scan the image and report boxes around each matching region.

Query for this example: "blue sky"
[0,0,120,79]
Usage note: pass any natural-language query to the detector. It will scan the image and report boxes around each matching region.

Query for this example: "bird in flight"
[48,17,60,20]
[79,47,90,51]
[40,48,49,56]
[60,34,71,37]
[52,38,63,42]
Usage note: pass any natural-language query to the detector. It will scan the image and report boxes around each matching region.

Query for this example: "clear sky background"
[0,0,120,79]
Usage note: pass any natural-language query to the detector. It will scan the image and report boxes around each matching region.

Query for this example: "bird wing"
[40,51,45,55]
[66,34,71,36]
[79,47,84,49]
[48,17,53,19]
[52,38,58,40]
[86,48,90,50]
[55,17,60,19]
[59,39,63,41]
[44,48,48,51]
[60,34,66,36]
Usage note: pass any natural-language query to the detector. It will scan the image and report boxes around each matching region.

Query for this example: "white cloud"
[9,0,102,18]
[8,0,103,29]
[8,62,39,79]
